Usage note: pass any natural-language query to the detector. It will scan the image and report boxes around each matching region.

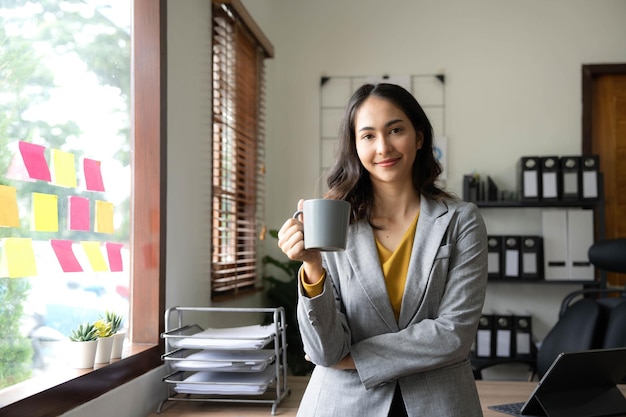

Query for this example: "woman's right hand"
[277,199,323,282]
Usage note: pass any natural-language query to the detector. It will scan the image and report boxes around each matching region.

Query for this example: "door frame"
[582,63,626,154]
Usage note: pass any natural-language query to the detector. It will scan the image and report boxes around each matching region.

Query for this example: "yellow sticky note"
[81,241,109,272]
[32,193,59,232]
[0,238,37,278]
[0,185,20,227]
[51,149,77,188]
[95,200,114,234]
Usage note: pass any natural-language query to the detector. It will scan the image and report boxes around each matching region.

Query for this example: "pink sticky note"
[106,242,124,272]
[19,141,51,182]
[50,239,83,272]
[68,196,91,231]
[83,158,105,192]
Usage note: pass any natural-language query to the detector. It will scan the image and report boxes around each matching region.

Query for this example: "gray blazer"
[296,197,488,417]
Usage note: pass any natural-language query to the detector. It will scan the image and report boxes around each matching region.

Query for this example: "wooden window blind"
[211,2,270,299]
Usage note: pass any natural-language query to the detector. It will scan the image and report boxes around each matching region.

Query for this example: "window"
[0,0,164,413]
[1,0,131,386]
[211,1,272,299]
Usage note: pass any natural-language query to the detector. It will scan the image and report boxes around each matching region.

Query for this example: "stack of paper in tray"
[174,367,276,395]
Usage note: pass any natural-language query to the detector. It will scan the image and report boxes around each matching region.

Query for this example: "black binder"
[502,236,521,279]
[581,154,600,201]
[487,236,503,280]
[463,174,479,203]
[521,236,543,280]
[559,156,581,201]
[540,156,561,201]
[518,156,541,201]
[495,315,514,358]
[475,314,495,358]
[513,315,534,359]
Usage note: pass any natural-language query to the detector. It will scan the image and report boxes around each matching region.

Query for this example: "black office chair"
[535,298,601,379]
[604,300,626,348]
[536,238,626,378]
[588,238,626,274]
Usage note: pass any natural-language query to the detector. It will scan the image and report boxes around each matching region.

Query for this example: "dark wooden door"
[583,64,626,287]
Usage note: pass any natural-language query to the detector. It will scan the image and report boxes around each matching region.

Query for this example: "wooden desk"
[150,376,626,416]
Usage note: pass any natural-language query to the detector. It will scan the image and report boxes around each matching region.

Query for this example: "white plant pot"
[94,336,114,363]
[69,339,98,369]
[110,331,126,359]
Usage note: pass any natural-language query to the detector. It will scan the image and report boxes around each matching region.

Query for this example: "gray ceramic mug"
[293,199,350,251]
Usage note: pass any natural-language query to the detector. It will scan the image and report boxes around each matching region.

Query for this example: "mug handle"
[293,210,303,219]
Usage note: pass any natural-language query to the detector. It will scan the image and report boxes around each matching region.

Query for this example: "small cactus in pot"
[69,322,98,342]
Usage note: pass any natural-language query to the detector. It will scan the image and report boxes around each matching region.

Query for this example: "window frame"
[0,0,166,414]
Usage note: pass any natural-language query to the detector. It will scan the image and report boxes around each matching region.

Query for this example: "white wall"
[255,0,626,340]
[66,1,626,414]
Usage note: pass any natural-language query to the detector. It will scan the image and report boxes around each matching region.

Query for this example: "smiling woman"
[0,0,165,414]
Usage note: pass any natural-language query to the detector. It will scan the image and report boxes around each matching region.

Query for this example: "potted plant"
[93,319,115,364]
[104,311,125,359]
[68,322,98,368]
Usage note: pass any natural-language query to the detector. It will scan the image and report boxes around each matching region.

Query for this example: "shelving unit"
[157,306,290,415]
[475,173,606,287]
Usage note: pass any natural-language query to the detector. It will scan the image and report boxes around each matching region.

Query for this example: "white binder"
[567,209,595,280]
[542,210,568,280]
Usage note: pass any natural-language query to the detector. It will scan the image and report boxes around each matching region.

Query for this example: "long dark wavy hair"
[324,83,453,226]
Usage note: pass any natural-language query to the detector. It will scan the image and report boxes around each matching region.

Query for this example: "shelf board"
[488,278,599,286]
[475,200,599,208]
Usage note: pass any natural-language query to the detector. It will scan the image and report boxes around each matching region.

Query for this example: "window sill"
[0,343,161,417]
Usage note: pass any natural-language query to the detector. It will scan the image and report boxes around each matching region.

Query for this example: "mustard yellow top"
[376,212,419,321]
[302,213,419,323]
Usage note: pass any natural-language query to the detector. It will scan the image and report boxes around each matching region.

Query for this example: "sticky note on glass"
[83,158,105,192]
[0,185,20,228]
[0,238,37,278]
[81,241,108,272]
[51,149,77,188]
[106,242,124,272]
[95,200,114,234]
[32,193,59,232]
[68,196,90,231]
[51,239,83,272]
[19,141,52,182]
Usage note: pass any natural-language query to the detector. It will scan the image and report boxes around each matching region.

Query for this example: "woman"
[278,83,487,417]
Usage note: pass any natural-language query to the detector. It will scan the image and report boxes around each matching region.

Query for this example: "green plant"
[69,322,98,342]
[0,278,33,389]
[102,311,124,334]
[93,319,114,338]
[263,230,315,376]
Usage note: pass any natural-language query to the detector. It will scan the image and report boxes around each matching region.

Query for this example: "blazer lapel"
[346,222,399,331]
[398,197,450,328]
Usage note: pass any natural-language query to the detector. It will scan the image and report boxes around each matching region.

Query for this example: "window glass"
[0,0,131,389]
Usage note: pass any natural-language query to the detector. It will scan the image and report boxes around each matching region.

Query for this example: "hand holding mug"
[278,198,350,261]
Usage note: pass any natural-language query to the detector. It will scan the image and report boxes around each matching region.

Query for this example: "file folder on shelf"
[540,156,560,201]
[581,155,600,201]
[542,210,568,280]
[560,156,581,201]
[518,156,541,201]
[476,314,495,358]
[513,315,534,359]
[520,236,543,280]
[495,315,514,358]
[503,236,521,279]
[567,209,594,280]
[487,236,503,280]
